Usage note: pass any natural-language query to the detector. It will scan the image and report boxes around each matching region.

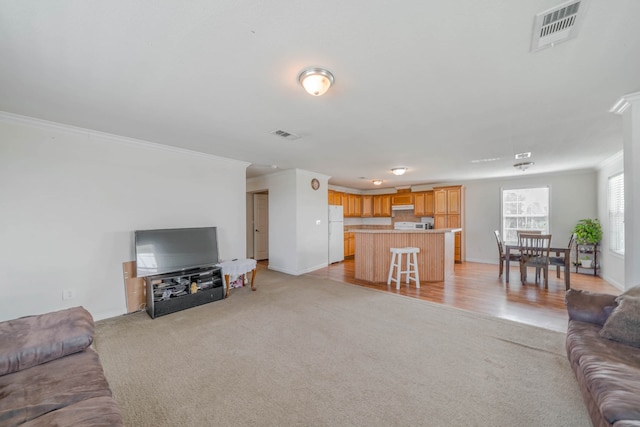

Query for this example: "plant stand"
[574,242,599,276]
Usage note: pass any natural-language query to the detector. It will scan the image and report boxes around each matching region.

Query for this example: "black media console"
[145,266,224,318]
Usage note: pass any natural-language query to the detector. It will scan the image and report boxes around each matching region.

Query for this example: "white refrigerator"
[328,205,344,264]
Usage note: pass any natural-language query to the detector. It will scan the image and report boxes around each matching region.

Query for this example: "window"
[608,173,624,255]
[501,187,549,244]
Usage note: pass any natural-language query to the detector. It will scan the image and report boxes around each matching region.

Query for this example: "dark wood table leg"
[505,251,510,283]
[565,252,570,290]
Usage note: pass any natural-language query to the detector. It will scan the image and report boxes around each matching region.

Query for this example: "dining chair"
[516,229,542,240]
[494,230,520,278]
[519,233,552,287]
[549,234,574,289]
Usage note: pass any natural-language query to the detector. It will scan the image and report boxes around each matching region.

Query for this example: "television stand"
[145,266,224,318]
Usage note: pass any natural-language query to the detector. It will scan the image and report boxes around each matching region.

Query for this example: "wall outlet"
[62,289,76,300]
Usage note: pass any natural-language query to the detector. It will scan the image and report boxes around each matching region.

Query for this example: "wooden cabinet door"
[361,195,373,217]
[373,195,382,216]
[343,232,355,257]
[391,193,413,206]
[344,233,350,257]
[380,195,391,216]
[328,190,334,204]
[342,193,350,217]
[448,214,461,228]
[434,214,448,229]
[374,195,391,217]
[348,194,362,217]
[350,233,355,256]
[414,192,426,216]
[447,187,461,214]
[425,191,434,216]
[434,189,447,215]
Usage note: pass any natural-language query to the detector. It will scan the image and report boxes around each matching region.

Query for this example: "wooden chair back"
[519,233,552,265]
[494,230,505,258]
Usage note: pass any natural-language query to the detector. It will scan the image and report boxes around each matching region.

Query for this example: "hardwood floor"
[303,257,620,333]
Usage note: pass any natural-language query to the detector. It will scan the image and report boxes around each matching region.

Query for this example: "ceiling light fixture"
[372,180,382,185]
[514,161,534,172]
[298,67,335,96]
[514,152,531,160]
[391,167,407,176]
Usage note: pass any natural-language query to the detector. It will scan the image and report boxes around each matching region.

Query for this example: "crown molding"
[610,91,640,115]
[0,110,250,167]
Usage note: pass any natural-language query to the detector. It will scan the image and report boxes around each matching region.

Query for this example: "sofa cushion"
[565,289,617,326]
[19,396,124,427]
[0,348,114,427]
[600,296,640,348]
[0,306,94,376]
[567,320,640,425]
[617,286,640,300]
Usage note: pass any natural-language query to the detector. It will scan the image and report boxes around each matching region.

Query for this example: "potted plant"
[580,255,592,268]
[573,219,603,245]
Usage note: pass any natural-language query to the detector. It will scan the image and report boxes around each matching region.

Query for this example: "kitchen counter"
[351,228,461,234]
[352,228,461,283]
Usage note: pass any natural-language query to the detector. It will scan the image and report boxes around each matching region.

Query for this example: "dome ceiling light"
[372,180,383,185]
[391,167,407,176]
[298,67,335,96]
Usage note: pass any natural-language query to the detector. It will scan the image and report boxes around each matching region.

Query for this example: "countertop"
[351,228,462,233]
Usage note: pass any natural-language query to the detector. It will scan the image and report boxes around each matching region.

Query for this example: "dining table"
[504,244,571,289]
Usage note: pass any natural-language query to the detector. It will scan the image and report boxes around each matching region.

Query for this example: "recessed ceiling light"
[391,167,407,176]
[372,180,382,185]
[515,152,531,160]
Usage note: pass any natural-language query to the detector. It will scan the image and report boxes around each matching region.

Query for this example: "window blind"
[608,173,624,255]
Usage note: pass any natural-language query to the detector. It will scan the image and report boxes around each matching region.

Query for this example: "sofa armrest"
[565,289,617,326]
[0,306,94,376]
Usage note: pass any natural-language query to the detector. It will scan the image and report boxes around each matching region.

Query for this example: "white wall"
[457,170,597,264]
[597,152,624,289]
[247,169,330,275]
[0,113,248,322]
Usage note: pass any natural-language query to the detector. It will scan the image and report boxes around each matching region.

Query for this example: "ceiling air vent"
[530,0,588,52]
[271,129,300,140]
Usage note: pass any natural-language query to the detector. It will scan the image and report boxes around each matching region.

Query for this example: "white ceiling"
[1,1,639,190]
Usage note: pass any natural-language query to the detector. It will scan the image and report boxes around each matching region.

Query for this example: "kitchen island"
[353,228,462,283]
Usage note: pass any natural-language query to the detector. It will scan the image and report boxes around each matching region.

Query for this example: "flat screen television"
[134,227,219,277]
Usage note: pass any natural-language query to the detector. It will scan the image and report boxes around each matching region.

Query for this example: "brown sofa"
[0,306,124,427]
[565,288,640,427]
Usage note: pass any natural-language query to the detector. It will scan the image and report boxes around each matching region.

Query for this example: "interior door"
[253,193,269,261]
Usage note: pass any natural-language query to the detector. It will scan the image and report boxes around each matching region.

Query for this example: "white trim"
[0,110,250,167]
[610,91,640,114]
[597,151,624,171]
[268,262,329,276]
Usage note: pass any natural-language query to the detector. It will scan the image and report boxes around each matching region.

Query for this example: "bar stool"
[387,247,420,289]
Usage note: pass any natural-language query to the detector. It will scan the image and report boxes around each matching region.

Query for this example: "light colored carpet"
[94,268,589,426]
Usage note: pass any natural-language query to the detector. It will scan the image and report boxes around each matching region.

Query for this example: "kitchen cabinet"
[347,194,361,217]
[433,185,465,263]
[342,193,349,216]
[414,191,434,216]
[328,190,336,205]
[361,195,373,217]
[391,192,413,206]
[344,232,355,257]
[434,190,447,215]
[328,190,345,206]
[373,195,391,217]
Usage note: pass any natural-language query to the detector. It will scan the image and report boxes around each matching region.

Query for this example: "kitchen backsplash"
[392,210,429,223]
